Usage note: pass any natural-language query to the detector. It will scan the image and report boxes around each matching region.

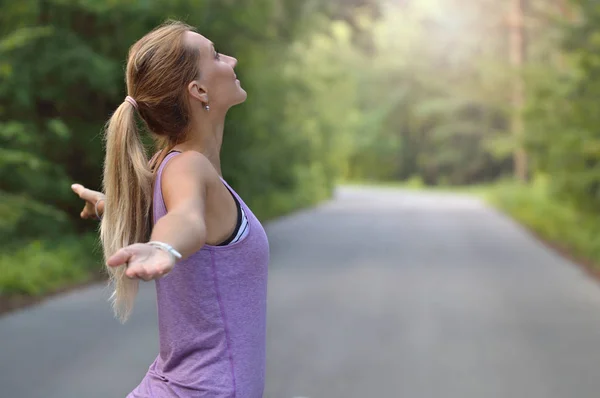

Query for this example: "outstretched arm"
[105,151,212,281]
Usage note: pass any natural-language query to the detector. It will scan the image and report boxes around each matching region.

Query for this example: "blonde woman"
[71,21,269,398]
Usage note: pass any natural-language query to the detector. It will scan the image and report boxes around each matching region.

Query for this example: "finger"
[125,268,138,279]
[82,212,95,220]
[107,248,133,267]
[140,273,153,282]
[71,184,96,202]
[71,183,86,197]
[81,206,92,218]
[126,268,151,281]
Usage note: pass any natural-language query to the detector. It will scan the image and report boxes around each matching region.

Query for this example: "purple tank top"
[128,152,270,398]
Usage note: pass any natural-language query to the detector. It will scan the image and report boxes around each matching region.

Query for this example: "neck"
[173,110,226,175]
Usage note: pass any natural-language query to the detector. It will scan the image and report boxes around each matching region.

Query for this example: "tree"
[509,0,528,181]
[0,0,377,245]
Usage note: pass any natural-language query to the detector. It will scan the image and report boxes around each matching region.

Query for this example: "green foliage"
[10,0,600,300]
[523,0,600,213]
[0,234,101,296]
[0,191,71,244]
[346,1,513,185]
[0,0,371,236]
[0,0,374,298]
[486,176,600,267]
[342,0,600,270]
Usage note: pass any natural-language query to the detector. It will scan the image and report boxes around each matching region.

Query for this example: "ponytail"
[100,100,153,323]
[99,21,200,321]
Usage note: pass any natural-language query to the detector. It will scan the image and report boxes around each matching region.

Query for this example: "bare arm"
[106,151,214,280]
[149,151,211,258]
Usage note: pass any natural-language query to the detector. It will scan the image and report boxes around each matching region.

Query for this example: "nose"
[227,55,237,69]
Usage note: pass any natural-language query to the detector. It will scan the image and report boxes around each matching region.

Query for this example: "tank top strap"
[152,151,182,224]
[219,177,249,211]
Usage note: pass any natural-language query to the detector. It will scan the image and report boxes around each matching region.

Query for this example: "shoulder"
[162,151,218,180]
[160,151,220,200]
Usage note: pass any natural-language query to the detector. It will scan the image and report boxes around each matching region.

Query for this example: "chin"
[235,88,248,105]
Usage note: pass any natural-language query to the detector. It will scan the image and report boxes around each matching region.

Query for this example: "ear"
[187,80,209,104]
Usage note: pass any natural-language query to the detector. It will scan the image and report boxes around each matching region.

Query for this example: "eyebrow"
[204,42,214,56]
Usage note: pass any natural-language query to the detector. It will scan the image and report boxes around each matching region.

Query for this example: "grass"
[0,233,104,311]
[344,176,492,196]
[483,179,600,269]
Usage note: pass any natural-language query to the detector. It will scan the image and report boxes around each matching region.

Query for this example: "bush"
[0,234,103,297]
[485,177,600,267]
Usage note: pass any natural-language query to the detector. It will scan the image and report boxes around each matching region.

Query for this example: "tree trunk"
[509,0,528,181]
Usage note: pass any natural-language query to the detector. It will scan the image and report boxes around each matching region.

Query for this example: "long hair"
[100,21,201,323]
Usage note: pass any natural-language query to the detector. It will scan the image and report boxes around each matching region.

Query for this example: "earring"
[204,104,210,111]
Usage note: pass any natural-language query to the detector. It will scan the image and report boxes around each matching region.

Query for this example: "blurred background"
[3,0,600,397]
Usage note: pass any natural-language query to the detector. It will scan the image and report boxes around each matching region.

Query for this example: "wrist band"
[95,198,104,220]
[148,241,183,263]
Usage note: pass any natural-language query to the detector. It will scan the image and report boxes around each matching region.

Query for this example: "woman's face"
[185,31,247,112]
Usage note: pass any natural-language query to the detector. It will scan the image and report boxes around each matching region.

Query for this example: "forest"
[1,0,598,305]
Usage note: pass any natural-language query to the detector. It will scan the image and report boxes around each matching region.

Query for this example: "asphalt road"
[3,186,600,398]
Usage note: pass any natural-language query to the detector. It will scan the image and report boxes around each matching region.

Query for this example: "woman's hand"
[71,183,105,220]
[106,243,176,281]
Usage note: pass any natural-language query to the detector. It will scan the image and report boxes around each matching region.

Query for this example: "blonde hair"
[100,21,201,322]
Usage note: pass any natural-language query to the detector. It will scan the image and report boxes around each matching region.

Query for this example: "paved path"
[3,186,600,397]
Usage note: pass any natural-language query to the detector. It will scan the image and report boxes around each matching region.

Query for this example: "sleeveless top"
[128,151,270,398]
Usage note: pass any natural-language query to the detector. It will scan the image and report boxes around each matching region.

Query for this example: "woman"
[71,21,269,398]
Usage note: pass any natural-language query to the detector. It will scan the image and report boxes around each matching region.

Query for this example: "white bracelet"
[148,241,183,263]
[94,198,104,220]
